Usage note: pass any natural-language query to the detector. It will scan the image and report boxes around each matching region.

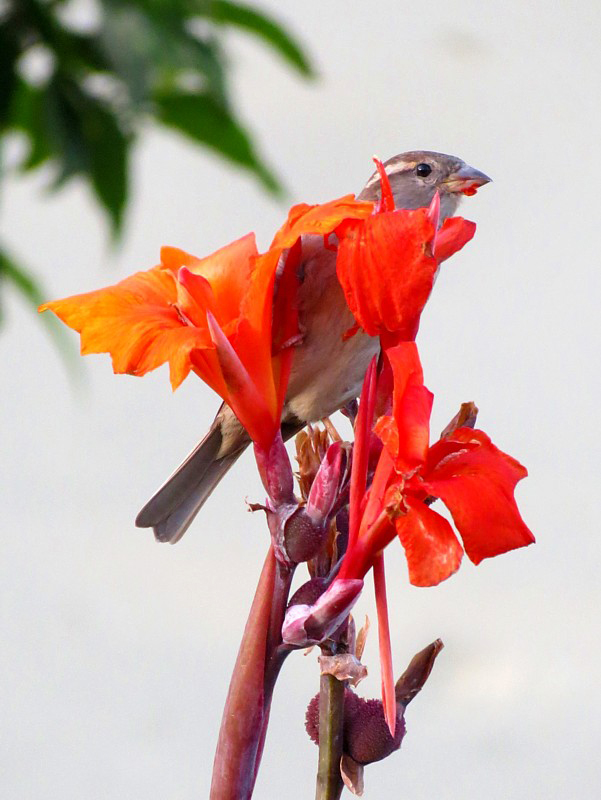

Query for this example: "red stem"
[210,548,293,799]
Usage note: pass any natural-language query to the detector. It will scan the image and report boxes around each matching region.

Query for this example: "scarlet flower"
[40,195,373,451]
[329,344,534,734]
[336,160,476,346]
[340,342,535,589]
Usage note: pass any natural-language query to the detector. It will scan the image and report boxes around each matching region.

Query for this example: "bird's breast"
[284,237,379,423]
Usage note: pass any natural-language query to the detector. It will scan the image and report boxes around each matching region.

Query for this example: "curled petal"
[336,207,438,340]
[434,217,476,263]
[162,234,258,323]
[395,499,464,587]
[348,358,378,550]
[207,312,275,447]
[176,267,215,327]
[423,428,535,565]
[270,195,373,251]
[375,342,433,472]
[427,191,441,232]
[373,157,395,212]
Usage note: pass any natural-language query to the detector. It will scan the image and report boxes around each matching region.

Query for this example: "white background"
[2,1,600,797]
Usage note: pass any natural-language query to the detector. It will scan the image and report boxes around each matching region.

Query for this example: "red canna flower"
[340,342,535,589]
[40,195,373,451]
[336,160,476,347]
[330,344,534,733]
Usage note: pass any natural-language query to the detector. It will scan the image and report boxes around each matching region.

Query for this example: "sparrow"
[136,151,491,543]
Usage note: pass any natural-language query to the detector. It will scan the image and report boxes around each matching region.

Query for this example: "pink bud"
[282,578,364,646]
[306,441,349,526]
[284,509,329,563]
[254,433,294,507]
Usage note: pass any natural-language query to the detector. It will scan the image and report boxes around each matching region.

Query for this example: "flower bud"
[287,577,330,607]
[283,508,330,563]
[282,578,364,646]
[305,441,350,526]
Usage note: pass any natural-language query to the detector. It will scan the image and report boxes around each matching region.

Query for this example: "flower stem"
[315,646,346,800]
[210,548,294,800]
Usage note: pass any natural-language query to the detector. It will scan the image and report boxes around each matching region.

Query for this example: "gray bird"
[136,151,491,543]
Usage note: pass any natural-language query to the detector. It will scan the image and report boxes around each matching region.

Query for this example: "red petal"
[373,555,396,737]
[422,428,535,565]
[374,343,433,472]
[373,158,395,212]
[336,207,438,339]
[434,218,476,263]
[206,312,276,448]
[348,358,378,552]
[426,192,441,231]
[395,500,463,587]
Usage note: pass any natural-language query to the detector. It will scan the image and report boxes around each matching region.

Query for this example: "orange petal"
[161,234,258,326]
[39,267,211,388]
[270,194,374,251]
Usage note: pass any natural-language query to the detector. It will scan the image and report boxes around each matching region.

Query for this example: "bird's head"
[358,150,491,222]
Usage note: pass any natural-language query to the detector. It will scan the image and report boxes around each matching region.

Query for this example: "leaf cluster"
[0,0,313,335]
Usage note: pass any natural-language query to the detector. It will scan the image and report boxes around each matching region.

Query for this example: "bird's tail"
[135,424,248,544]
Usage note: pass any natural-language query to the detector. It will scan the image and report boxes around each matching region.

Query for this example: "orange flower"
[336,160,476,346]
[40,196,373,450]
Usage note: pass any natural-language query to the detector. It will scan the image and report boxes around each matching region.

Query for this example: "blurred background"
[2,1,600,797]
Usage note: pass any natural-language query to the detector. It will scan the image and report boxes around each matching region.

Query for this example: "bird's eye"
[416,163,432,178]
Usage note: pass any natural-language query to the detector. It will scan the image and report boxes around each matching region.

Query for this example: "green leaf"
[80,99,130,235]
[8,71,129,232]
[46,75,130,233]
[155,90,281,194]
[0,23,20,128]
[206,1,315,77]
[0,245,79,372]
[0,248,44,307]
[99,2,227,106]
[8,80,54,171]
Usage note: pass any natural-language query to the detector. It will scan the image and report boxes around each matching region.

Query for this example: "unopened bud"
[440,402,478,439]
[284,508,330,563]
[254,434,294,507]
[395,639,444,707]
[282,578,364,646]
[305,441,350,526]
[287,577,330,608]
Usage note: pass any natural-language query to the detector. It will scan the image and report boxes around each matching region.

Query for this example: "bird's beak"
[444,164,492,196]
